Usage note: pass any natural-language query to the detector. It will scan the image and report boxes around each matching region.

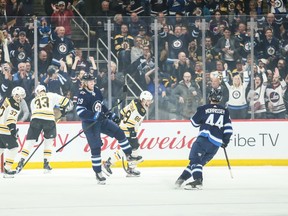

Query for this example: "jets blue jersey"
[190,104,233,147]
[76,87,109,122]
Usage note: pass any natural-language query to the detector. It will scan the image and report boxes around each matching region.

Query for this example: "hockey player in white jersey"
[103,91,153,177]
[0,86,26,178]
[16,85,70,173]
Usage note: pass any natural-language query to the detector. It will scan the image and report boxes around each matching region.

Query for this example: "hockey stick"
[223,147,233,179]
[56,85,128,153]
[18,139,45,173]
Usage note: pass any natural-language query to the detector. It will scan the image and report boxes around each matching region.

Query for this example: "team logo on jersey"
[57,43,68,54]
[172,39,183,49]
[17,51,26,61]
[267,46,275,55]
[269,92,280,103]
[92,100,102,112]
[275,0,282,8]
[232,90,241,99]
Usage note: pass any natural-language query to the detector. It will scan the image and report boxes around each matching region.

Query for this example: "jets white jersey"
[30,92,69,121]
[119,99,146,137]
[0,98,20,135]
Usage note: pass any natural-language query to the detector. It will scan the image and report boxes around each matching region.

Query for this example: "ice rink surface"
[1,166,288,216]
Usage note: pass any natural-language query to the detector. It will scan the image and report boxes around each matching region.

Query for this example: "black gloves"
[221,143,228,148]
[107,112,121,125]
[10,128,19,140]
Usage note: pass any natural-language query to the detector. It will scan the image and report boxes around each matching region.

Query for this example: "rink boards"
[13,120,288,169]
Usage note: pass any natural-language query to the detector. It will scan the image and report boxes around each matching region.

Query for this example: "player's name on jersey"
[205,108,225,114]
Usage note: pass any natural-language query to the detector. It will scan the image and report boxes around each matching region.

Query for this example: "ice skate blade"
[126,174,140,177]
[43,169,52,174]
[3,174,15,178]
[184,185,203,190]
[97,180,106,185]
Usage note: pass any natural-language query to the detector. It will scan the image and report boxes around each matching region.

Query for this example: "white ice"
[0,166,288,216]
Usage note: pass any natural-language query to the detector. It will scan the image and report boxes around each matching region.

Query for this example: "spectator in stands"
[206,76,229,108]
[258,27,280,69]
[131,36,143,64]
[173,71,200,120]
[159,24,192,74]
[51,1,74,38]
[171,51,192,84]
[145,68,169,119]
[210,60,225,81]
[0,63,13,105]
[42,62,70,95]
[8,31,32,70]
[38,50,51,79]
[128,12,146,37]
[70,48,91,73]
[122,0,145,16]
[136,25,150,48]
[167,0,186,16]
[129,48,155,95]
[266,68,287,119]
[258,13,282,39]
[208,10,229,44]
[12,62,34,104]
[247,67,268,119]
[101,61,125,112]
[25,61,33,77]
[214,27,241,71]
[113,24,134,73]
[196,36,218,72]
[222,64,250,119]
[38,17,52,49]
[0,29,10,63]
[50,26,75,67]
[113,14,125,37]
[94,0,115,41]
[150,0,168,16]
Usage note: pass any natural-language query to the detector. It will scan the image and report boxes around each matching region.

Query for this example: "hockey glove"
[10,128,19,140]
[129,129,137,139]
[107,112,121,125]
[221,143,228,148]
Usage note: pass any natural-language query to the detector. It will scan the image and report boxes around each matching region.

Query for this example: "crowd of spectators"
[1,0,288,121]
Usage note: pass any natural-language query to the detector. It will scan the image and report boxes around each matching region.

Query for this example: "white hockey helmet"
[140,91,153,109]
[140,91,153,101]
[12,86,26,102]
[35,85,46,95]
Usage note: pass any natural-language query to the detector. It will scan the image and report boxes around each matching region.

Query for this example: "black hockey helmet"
[82,73,95,81]
[208,88,223,102]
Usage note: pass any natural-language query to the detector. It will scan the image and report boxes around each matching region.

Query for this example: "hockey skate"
[43,159,52,173]
[96,172,106,185]
[175,178,185,189]
[184,179,203,190]
[16,158,25,174]
[126,166,140,177]
[3,168,16,178]
[102,157,113,176]
[126,154,143,165]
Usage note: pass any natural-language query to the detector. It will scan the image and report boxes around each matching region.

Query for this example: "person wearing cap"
[51,1,74,37]
[8,30,32,70]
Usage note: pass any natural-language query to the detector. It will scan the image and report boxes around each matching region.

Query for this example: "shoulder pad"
[8,98,20,111]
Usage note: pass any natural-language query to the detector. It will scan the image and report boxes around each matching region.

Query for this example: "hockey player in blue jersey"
[175,89,233,190]
[76,73,142,184]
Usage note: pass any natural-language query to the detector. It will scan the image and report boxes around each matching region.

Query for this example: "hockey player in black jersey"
[76,73,142,184]
[175,89,233,190]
